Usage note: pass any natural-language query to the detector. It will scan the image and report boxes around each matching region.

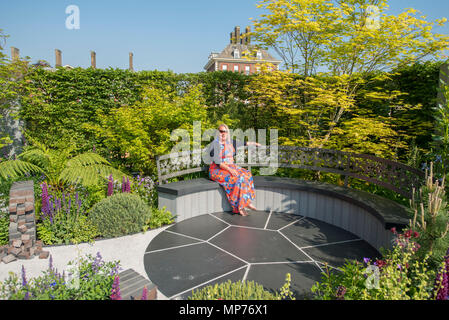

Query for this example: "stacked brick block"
[0,180,49,264]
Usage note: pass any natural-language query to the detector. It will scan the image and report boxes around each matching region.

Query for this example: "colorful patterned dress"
[209,139,256,214]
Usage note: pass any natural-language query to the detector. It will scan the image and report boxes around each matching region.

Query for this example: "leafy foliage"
[311,230,436,300]
[0,252,120,300]
[189,273,295,300]
[1,135,126,188]
[88,193,152,238]
[143,206,175,231]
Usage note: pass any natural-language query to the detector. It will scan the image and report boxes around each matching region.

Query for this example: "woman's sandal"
[239,209,249,216]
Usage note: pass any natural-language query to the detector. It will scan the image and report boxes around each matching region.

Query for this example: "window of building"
[233,49,240,59]
[256,51,262,60]
[234,65,239,72]
[222,64,228,71]
[245,66,250,75]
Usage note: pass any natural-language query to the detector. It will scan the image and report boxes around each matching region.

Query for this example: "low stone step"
[118,269,157,300]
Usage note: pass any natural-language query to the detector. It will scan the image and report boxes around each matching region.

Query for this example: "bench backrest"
[156,145,425,199]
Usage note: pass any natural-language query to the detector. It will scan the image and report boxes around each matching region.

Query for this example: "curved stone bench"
[157,176,411,252]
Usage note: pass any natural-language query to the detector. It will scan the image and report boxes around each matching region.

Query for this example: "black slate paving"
[143,211,381,299]
[144,242,246,298]
[280,217,359,247]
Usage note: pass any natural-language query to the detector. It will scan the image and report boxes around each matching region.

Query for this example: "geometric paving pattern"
[143,211,380,299]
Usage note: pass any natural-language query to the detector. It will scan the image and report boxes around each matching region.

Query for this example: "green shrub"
[143,206,175,231]
[0,252,120,300]
[189,273,295,300]
[88,193,151,238]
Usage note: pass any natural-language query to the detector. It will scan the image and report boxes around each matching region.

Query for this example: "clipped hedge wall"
[12,60,444,171]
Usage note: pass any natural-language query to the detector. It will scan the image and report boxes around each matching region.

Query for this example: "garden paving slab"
[280,217,360,248]
[143,212,381,299]
[144,242,246,298]
[165,214,228,241]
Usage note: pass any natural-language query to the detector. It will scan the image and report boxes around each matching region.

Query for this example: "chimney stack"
[91,51,96,69]
[234,26,240,45]
[55,49,62,67]
[11,47,19,61]
[245,26,251,45]
[129,52,134,71]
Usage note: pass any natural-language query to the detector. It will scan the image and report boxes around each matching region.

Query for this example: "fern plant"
[0,135,126,188]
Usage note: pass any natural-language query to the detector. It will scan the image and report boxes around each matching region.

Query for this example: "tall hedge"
[13,61,444,173]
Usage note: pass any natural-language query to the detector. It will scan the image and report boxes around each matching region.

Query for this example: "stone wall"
[0,180,49,264]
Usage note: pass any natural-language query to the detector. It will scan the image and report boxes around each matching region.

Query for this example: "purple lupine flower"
[141,286,148,300]
[110,275,121,300]
[21,265,29,300]
[126,177,131,193]
[21,265,27,287]
[107,174,114,196]
[122,176,126,193]
[92,252,103,274]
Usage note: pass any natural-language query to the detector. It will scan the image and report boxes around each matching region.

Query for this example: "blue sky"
[1,0,448,73]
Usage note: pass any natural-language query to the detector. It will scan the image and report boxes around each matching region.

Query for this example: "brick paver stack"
[0,180,49,264]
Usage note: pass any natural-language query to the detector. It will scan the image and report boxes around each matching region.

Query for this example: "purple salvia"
[21,265,27,287]
[21,265,29,300]
[110,275,121,300]
[107,174,114,196]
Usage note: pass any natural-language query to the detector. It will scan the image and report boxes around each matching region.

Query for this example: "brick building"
[204,26,282,75]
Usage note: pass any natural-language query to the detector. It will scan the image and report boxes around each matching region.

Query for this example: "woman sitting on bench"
[208,124,260,216]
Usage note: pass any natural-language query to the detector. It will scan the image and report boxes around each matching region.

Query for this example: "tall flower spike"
[107,174,114,196]
[110,275,122,300]
[141,286,148,300]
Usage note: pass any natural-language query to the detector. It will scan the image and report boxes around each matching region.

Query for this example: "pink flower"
[110,275,121,300]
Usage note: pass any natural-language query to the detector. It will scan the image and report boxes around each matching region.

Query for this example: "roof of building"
[204,26,282,71]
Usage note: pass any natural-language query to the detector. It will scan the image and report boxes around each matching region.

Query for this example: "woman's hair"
[218,123,231,143]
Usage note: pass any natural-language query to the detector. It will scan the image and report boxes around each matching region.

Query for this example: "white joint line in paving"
[169,264,249,300]
[299,238,363,250]
[206,241,250,265]
[242,264,251,282]
[277,216,306,231]
[144,241,204,255]
[264,210,273,230]
[250,260,316,266]
[206,225,231,242]
[277,230,324,273]
[165,230,206,243]
[207,213,231,226]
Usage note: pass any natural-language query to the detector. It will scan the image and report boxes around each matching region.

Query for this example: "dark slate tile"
[174,266,248,300]
[145,230,203,253]
[246,263,323,300]
[166,214,229,241]
[302,240,381,269]
[212,211,270,229]
[144,243,246,298]
[209,226,310,263]
[266,212,304,230]
[280,217,359,248]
